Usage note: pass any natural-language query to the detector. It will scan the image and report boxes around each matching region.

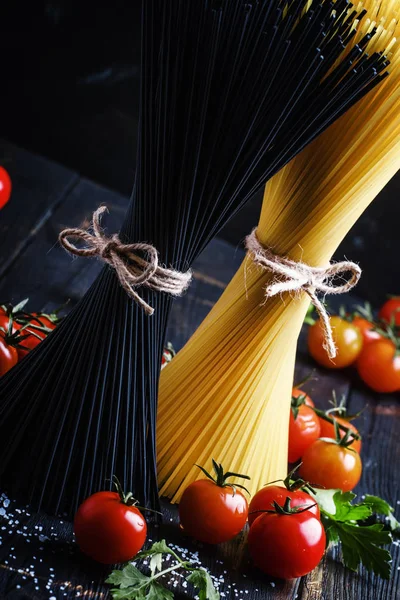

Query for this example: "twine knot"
[59,206,192,315]
[245,229,362,359]
[100,237,121,260]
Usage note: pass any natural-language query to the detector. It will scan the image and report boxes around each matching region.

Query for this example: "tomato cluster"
[0,300,59,376]
[289,386,362,491]
[307,299,400,393]
[178,459,327,580]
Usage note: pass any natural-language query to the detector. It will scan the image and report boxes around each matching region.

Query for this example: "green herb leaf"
[147,582,174,600]
[363,495,400,533]
[109,587,146,600]
[149,553,163,576]
[326,521,392,579]
[107,565,150,589]
[187,569,220,600]
[136,540,171,560]
[107,540,220,600]
[315,490,393,579]
[331,491,372,521]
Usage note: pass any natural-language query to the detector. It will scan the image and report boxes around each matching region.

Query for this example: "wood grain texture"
[0,143,399,599]
[0,140,79,280]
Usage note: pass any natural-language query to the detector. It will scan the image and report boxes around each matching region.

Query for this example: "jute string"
[245,229,362,359]
[59,206,192,315]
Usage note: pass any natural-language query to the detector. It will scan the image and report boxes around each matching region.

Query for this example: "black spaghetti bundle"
[0,0,390,516]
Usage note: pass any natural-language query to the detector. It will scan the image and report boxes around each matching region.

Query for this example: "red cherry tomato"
[292,387,314,407]
[248,485,319,527]
[288,404,320,463]
[319,416,361,453]
[308,316,363,369]
[357,339,400,393]
[379,297,400,327]
[74,491,147,564]
[299,440,362,492]
[352,316,382,346]
[248,508,326,579]
[0,332,18,376]
[179,479,248,544]
[0,167,11,210]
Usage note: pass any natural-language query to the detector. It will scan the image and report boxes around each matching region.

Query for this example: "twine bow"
[245,229,362,359]
[59,206,192,315]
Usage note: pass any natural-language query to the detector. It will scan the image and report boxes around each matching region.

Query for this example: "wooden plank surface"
[0,140,79,280]
[0,141,399,600]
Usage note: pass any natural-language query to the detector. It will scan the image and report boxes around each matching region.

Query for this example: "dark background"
[1,1,399,306]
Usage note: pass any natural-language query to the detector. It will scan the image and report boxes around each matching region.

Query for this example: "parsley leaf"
[187,569,220,600]
[363,495,400,534]
[313,489,393,579]
[147,582,174,600]
[107,540,219,599]
[107,564,150,589]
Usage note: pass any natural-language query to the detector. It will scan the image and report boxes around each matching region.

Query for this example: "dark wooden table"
[0,140,399,600]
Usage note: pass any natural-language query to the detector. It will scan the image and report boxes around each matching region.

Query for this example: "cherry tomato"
[248,485,319,526]
[0,167,11,210]
[292,387,314,407]
[179,461,249,544]
[357,339,400,393]
[179,480,248,544]
[74,490,147,564]
[308,316,363,369]
[379,297,400,327]
[352,316,382,346]
[0,332,18,376]
[248,507,326,579]
[319,416,361,453]
[299,439,362,492]
[289,403,320,463]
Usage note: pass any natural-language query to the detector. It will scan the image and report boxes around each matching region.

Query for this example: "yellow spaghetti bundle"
[157,0,400,501]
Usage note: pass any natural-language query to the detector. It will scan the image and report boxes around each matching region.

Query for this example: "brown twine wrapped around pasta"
[59,206,192,315]
[245,228,361,359]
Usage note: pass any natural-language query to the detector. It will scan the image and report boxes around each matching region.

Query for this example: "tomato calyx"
[324,389,362,421]
[291,392,310,419]
[352,302,400,350]
[250,496,318,518]
[195,458,251,496]
[312,397,362,444]
[0,315,38,351]
[353,302,375,323]
[111,476,161,514]
[0,298,30,318]
[319,420,359,450]
[264,464,318,495]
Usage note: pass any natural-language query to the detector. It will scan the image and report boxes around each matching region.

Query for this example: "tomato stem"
[195,459,251,495]
[312,406,361,441]
[250,497,318,516]
[111,475,162,514]
[318,420,359,450]
[293,371,316,389]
